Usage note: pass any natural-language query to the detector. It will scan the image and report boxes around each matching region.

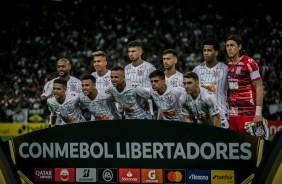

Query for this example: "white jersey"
[193,62,229,128]
[47,93,86,125]
[41,76,82,98]
[150,86,185,121]
[79,89,119,121]
[124,61,156,88]
[165,71,184,87]
[91,70,112,89]
[108,84,151,119]
[180,87,220,126]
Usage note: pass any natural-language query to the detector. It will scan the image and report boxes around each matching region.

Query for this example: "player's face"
[128,47,142,62]
[111,70,124,87]
[226,40,241,58]
[82,79,95,96]
[93,56,107,72]
[150,76,165,91]
[203,45,218,64]
[183,78,197,94]
[163,53,177,69]
[57,60,71,77]
[53,83,66,99]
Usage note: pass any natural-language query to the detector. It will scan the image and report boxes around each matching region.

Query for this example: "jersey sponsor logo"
[211,170,235,184]
[119,168,140,183]
[163,169,186,183]
[97,168,118,183]
[34,168,53,182]
[55,168,75,182]
[187,170,210,184]
[141,169,163,183]
[76,168,96,182]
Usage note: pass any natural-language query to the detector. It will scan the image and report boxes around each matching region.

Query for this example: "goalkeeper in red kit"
[226,35,268,140]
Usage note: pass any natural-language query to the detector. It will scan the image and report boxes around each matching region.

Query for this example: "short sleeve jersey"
[165,71,184,88]
[79,89,119,121]
[150,86,185,121]
[47,93,85,125]
[227,55,261,116]
[180,87,220,125]
[91,70,112,90]
[108,84,151,119]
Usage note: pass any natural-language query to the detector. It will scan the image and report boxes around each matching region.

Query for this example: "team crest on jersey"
[170,79,178,87]
[65,104,74,114]
[213,70,220,78]
[103,78,111,87]
[235,66,242,75]
[124,93,132,102]
[97,101,106,108]
[137,69,144,76]
[165,95,173,104]
[70,83,77,92]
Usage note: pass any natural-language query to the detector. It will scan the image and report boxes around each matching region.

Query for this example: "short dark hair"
[149,69,165,80]
[127,40,143,49]
[54,78,67,88]
[163,49,177,57]
[111,66,124,72]
[183,71,198,81]
[81,74,96,83]
[201,38,220,51]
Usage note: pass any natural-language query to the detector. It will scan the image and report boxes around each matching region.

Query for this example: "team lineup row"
[40,36,266,139]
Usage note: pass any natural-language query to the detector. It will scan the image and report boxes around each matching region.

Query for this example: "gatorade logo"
[163,169,186,183]
[141,169,163,183]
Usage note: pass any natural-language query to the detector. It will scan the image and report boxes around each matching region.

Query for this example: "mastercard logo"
[167,171,183,182]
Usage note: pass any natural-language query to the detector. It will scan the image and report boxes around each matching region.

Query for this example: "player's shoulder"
[143,61,156,68]
[70,76,82,83]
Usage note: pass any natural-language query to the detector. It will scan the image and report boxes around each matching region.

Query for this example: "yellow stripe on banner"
[0,123,49,136]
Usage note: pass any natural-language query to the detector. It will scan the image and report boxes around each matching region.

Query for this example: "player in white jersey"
[91,50,112,90]
[162,49,184,88]
[47,78,85,126]
[125,40,156,119]
[149,70,185,121]
[41,58,82,125]
[180,72,221,127]
[193,38,229,128]
[80,74,119,121]
[109,66,151,119]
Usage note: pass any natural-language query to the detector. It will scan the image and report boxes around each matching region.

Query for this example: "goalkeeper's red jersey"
[228,55,261,116]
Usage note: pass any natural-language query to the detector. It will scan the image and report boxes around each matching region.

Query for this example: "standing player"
[91,50,112,90]
[193,38,229,129]
[179,71,221,127]
[109,66,151,119]
[149,70,185,121]
[47,78,85,126]
[226,35,266,138]
[162,49,184,87]
[80,74,119,121]
[125,40,156,119]
[41,58,82,125]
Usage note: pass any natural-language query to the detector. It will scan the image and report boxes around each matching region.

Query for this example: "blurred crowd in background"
[0,0,281,122]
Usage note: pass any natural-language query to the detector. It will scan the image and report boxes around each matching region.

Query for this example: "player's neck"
[88,89,98,100]
[132,59,143,67]
[97,69,108,77]
[117,81,126,92]
[165,68,176,78]
[57,95,66,104]
[232,55,243,64]
[191,87,200,99]
[157,85,167,95]
[206,60,218,68]
[60,75,70,82]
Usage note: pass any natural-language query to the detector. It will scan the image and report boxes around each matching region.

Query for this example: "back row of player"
[41,37,264,136]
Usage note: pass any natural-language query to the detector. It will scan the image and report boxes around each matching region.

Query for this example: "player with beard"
[162,49,184,88]
[193,38,229,129]
[124,40,156,119]
[41,58,82,125]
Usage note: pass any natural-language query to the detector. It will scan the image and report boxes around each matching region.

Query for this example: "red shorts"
[229,116,254,133]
